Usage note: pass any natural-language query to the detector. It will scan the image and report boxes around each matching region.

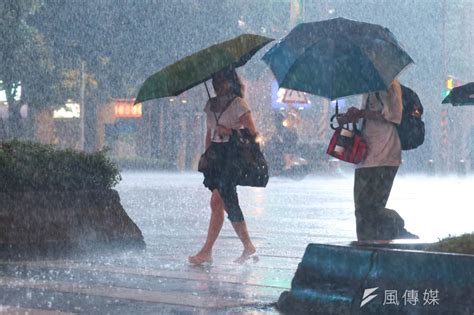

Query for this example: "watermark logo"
[360,287,379,308]
[361,288,440,308]
[383,290,399,305]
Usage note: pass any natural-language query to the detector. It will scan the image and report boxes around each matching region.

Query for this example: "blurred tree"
[29,0,248,150]
[19,0,288,152]
[0,0,61,138]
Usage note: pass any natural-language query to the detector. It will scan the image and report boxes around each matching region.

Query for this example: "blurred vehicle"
[262,111,313,179]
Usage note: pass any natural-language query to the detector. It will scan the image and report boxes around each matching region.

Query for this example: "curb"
[276,243,474,314]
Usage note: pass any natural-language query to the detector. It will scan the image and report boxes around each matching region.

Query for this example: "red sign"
[113,99,142,118]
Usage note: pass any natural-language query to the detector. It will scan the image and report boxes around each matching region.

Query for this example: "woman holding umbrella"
[189,67,259,265]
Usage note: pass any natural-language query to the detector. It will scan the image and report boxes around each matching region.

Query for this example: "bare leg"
[283,153,292,170]
[231,221,256,263]
[189,190,225,265]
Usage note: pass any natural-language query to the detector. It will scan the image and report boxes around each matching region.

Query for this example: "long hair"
[212,67,245,98]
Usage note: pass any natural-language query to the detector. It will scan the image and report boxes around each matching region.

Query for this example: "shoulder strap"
[375,92,384,106]
[364,94,371,109]
[360,94,370,131]
[213,96,237,125]
[375,91,400,128]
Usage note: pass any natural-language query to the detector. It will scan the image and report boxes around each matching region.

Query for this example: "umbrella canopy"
[262,17,414,100]
[135,34,273,104]
[442,82,474,106]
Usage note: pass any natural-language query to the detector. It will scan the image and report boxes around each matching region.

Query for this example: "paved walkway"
[0,172,472,314]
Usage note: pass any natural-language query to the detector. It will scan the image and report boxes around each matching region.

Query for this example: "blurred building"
[22,0,474,173]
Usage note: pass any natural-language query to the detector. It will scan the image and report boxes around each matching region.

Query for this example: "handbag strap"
[212,96,237,126]
[210,96,237,141]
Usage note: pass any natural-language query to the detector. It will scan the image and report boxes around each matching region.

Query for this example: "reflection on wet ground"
[0,172,472,313]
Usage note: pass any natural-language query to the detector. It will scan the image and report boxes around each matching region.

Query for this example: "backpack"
[376,85,425,150]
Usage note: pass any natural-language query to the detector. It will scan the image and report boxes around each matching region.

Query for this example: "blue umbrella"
[262,17,413,100]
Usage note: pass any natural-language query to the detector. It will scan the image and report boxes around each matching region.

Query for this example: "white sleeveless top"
[204,94,251,143]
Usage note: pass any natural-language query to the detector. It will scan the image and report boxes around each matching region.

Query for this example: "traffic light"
[443,77,461,98]
[446,78,453,90]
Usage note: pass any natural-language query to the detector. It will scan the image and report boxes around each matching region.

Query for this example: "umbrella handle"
[330,101,346,130]
[330,113,345,130]
[204,81,211,99]
[330,114,359,131]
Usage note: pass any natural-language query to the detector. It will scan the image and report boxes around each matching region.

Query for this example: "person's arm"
[205,128,211,149]
[337,106,362,125]
[359,108,386,122]
[239,112,258,136]
[337,101,387,125]
[203,100,212,149]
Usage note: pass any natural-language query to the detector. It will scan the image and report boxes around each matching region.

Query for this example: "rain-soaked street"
[0,171,472,314]
[2,0,474,314]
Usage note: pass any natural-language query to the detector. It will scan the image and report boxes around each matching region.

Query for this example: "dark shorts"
[202,142,244,222]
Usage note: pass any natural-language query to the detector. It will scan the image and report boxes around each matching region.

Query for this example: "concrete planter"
[0,189,145,256]
[277,243,473,314]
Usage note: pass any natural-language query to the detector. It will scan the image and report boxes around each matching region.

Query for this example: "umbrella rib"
[278,38,329,96]
[344,31,413,86]
[280,33,388,99]
[343,31,414,95]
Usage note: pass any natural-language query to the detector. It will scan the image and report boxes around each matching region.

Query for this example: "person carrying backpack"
[337,79,419,241]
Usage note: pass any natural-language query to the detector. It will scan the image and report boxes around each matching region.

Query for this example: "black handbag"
[198,146,216,173]
[230,129,269,187]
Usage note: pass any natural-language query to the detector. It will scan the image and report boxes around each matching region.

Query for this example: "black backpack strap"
[360,94,370,131]
[375,91,402,127]
[374,92,384,106]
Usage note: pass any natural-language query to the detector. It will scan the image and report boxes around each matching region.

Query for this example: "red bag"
[326,125,367,164]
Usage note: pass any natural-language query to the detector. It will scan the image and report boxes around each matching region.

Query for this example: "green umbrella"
[135,34,273,104]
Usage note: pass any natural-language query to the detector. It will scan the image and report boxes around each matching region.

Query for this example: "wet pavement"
[0,171,472,314]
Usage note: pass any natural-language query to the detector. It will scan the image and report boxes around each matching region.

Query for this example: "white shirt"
[357,81,403,168]
[204,94,251,143]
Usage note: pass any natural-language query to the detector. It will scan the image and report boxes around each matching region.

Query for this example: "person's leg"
[371,166,400,239]
[282,153,292,170]
[375,166,398,209]
[354,167,376,240]
[189,190,225,265]
[354,166,398,240]
[218,182,256,263]
[373,166,418,239]
[355,166,398,210]
[231,221,256,263]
